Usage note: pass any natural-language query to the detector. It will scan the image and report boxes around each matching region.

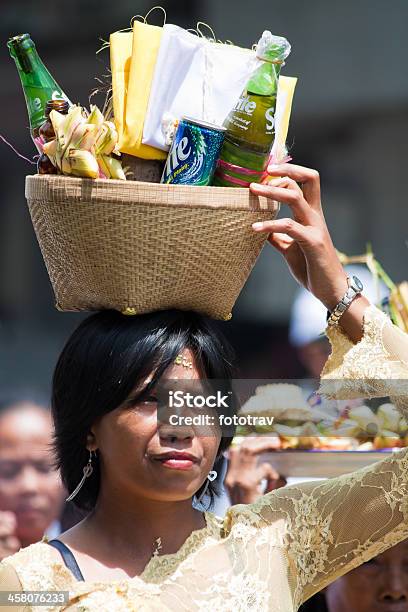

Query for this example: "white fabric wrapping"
[142,24,257,151]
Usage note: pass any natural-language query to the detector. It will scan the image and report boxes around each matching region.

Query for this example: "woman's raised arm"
[244,165,408,606]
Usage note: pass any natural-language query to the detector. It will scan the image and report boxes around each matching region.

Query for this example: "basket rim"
[25,174,279,212]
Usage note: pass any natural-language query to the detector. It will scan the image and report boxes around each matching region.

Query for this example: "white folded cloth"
[142,24,257,151]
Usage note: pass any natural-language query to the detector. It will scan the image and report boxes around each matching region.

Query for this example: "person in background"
[224,436,286,505]
[300,540,408,611]
[324,540,408,611]
[0,401,65,560]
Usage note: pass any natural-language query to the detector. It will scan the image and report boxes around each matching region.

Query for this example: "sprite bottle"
[212,32,291,187]
[7,33,71,153]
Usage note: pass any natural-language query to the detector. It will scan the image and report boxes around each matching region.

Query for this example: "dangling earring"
[196,470,217,504]
[65,450,96,502]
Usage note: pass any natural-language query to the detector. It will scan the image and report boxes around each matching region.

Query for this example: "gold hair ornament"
[174,354,194,369]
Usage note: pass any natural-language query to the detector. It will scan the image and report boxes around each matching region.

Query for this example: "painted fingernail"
[252,222,263,229]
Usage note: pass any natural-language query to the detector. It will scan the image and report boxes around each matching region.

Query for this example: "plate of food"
[231,383,407,478]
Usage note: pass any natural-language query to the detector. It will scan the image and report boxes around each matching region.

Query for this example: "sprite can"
[161,117,226,186]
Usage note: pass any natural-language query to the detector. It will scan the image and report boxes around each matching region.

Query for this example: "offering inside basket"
[7,9,298,186]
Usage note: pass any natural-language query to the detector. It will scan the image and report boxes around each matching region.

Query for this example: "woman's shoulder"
[1,540,55,571]
[217,489,289,540]
[0,540,76,591]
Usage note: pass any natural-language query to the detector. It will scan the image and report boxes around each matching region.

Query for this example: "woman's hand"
[250,163,370,342]
[225,437,286,505]
[251,164,347,310]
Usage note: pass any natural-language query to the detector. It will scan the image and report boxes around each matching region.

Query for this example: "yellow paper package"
[110,21,166,160]
[270,75,298,165]
[110,31,132,146]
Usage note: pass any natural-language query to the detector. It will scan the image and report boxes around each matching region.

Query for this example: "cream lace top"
[2,305,408,612]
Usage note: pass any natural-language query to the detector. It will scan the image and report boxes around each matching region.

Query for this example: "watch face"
[352,276,364,291]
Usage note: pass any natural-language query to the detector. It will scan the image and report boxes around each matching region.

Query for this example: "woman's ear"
[86,431,98,452]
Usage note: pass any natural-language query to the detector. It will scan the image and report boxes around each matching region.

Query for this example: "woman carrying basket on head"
[1,163,408,612]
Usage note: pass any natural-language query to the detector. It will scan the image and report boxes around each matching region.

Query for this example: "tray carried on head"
[25,175,279,319]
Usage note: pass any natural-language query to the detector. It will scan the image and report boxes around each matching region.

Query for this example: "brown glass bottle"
[37,99,69,174]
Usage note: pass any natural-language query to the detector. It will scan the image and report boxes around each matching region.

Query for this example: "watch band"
[327,276,362,326]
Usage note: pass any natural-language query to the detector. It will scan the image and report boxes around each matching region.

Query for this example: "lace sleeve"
[224,447,408,607]
[319,304,408,414]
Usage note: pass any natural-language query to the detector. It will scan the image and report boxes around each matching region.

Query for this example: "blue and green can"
[161,116,226,186]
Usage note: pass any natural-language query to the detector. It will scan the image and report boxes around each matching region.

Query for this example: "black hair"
[299,593,328,612]
[52,309,237,512]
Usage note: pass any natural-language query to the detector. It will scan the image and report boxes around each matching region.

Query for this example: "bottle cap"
[7,34,35,73]
[7,33,34,53]
[255,31,291,64]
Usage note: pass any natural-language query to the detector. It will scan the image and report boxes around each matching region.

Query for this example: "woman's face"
[91,349,222,503]
[0,405,65,544]
[325,539,408,612]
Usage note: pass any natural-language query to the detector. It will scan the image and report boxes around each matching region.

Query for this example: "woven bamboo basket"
[25,175,279,319]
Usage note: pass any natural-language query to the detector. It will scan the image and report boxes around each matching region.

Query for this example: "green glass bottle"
[7,33,71,153]
[212,32,291,188]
